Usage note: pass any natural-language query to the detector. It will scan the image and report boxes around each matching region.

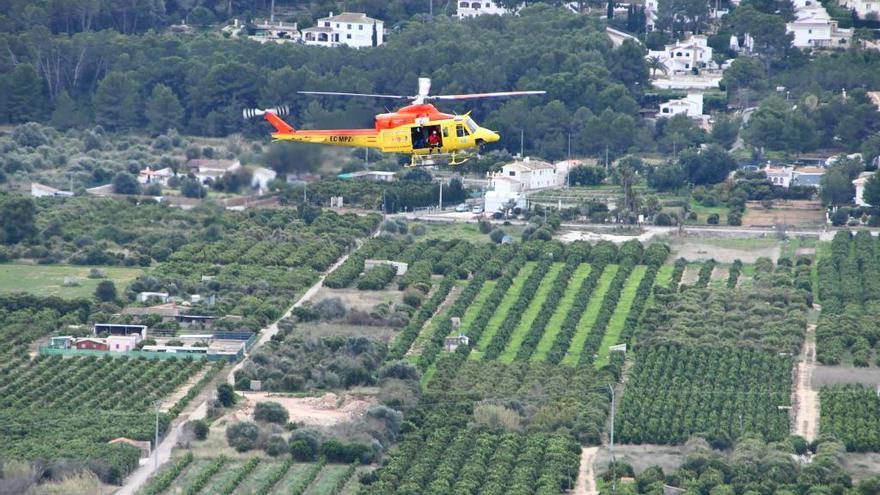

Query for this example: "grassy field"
[562,265,619,366]
[0,263,144,298]
[685,200,730,225]
[498,263,564,363]
[594,266,647,368]
[470,262,536,360]
[454,280,496,337]
[531,264,593,362]
[418,222,525,243]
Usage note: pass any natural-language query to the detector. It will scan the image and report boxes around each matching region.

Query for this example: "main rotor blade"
[429,91,547,100]
[297,91,406,99]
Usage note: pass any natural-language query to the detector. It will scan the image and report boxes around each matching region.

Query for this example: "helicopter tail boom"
[243,106,295,134]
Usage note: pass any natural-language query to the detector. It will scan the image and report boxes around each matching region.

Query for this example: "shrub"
[190,419,209,440]
[727,212,742,226]
[264,435,288,456]
[654,212,673,226]
[254,401,289,425]
[290,429,322,461]
[489,228,506,243]
[478,220,492,234]
[217,383,236,407]
[226,421,260,452]
[707,213,720,225]
[312,297,347,320]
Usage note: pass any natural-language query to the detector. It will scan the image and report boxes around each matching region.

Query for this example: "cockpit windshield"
[465,118,478,134]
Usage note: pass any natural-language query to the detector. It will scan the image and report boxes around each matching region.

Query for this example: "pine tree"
[5,64,46,123]
[144,84,184,135]
[94,72,139,131]
[607,0,614,19]
[372,22,378,47]
[50,90,85,130]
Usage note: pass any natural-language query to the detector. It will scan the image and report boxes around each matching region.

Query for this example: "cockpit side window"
[456,124,466,137]
[465,118,478,134]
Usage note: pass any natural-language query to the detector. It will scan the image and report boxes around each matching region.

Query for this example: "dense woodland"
[2,2,880,169]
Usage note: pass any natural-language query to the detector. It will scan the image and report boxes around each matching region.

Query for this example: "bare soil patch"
[842,453,880,481]
[742,200,825,228]
[670,240,780,263]
[679,265,700,287]
[573,447,598,495]
[312,286,403,313]
[237,391,374,428]
[159,367,210,413]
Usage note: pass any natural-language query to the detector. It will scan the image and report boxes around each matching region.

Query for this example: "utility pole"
[608,383,616,492]
[153,400,161,473]
[382,189,386,217]
[270,0,275,22]
[429,0,433,17]
[605,144,609,173]
[303,182,307,203]
[520,129,524,158]
[365,147,369,166]
[568,132,572,160]
[438,179,443,210]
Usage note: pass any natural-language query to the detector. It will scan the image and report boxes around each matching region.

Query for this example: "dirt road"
[573,447,599,495]
[793,323,819,441]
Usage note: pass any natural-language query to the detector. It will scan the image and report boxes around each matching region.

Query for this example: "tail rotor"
[243,105,289,120]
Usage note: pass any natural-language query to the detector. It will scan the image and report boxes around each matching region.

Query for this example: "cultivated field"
[742,200,825,227]
[138,456,359,495]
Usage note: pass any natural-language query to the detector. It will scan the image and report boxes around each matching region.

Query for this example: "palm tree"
[647,56,667,78]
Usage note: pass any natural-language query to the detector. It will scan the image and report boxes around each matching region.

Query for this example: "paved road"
[116,401,208,495]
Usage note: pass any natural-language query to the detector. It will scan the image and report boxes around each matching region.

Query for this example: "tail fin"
[243,106,295,134]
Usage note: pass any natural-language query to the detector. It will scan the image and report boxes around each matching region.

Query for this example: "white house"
[302,12,383,48]
[853,172,875,206]
[186,159,241,184]
[607,27,642,48]
[485,158,567,213]
[659,94,704,118]
[764,165,794,188]
[786,2,851,49]
[645,0,658,30]
[137,167,174,186]
[107,334,140,353]
[839,0,879,18]
[647,35,714,75]
[250,166,277,190]
[457,1,511,18]
[137,292,170,303]
[30,183,74,198]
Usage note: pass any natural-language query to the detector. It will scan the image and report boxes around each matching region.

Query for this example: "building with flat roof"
[303,12,383,48]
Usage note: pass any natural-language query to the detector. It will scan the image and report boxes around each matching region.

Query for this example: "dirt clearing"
[312,286,403,313]
[670,237,781,263]
[742,200,825,228]
[237,391,374,427]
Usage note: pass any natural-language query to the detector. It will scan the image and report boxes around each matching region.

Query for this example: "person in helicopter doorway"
[427,129,440,153]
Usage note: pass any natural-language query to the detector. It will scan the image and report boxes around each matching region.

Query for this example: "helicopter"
[244,77,545,166]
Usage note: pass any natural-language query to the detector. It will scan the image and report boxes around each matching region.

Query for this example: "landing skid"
[408,151,474,168]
